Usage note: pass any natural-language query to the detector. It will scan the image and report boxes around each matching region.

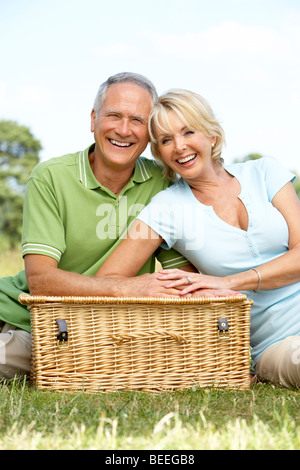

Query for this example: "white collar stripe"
[79,152,83,183]
[137,159,147,181]
[79,151,87,187]
[142,159,150,180]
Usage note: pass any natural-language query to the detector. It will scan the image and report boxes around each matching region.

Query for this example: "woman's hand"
[156,269,240,297]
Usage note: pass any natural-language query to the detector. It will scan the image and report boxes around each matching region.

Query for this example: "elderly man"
[0,72,191,379]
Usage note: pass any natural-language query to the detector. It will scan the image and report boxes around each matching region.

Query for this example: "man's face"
[91,82,152,171]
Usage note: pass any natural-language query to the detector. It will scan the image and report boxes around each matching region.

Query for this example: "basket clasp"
[218,318,230,339]
[56,319,69,349]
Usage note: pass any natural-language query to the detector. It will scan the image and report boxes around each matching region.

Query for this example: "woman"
[97,89,300,389]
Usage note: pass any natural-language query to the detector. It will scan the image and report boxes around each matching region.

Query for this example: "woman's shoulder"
[227,156,285,172]
[226,157,295,200]
[225,156,292,180]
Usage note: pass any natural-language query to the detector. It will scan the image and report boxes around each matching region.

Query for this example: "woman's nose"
[174,136,187,153]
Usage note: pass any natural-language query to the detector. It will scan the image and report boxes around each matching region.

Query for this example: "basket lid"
[18,293,252,306]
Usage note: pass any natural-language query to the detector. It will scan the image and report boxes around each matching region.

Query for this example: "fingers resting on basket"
[156,269,240,297]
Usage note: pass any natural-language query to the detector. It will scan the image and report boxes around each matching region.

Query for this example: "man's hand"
[116,273,184,297]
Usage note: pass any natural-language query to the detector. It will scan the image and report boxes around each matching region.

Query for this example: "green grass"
[0,377,299,450]
[0,250,299,450]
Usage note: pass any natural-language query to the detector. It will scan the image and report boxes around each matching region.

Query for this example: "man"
[0,72,191,379]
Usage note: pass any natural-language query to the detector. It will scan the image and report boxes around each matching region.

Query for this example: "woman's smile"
[177,153,197,165]
[156,111,216,180]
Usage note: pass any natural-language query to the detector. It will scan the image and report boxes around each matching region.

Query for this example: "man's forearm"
[27,266,124,297]
[27,266,183,298]
[25,255,186,298]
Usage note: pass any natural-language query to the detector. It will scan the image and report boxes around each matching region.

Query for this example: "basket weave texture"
[19,294,253,393]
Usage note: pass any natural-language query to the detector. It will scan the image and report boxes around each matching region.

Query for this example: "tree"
[233,153,300,199]
[0,120,41,250]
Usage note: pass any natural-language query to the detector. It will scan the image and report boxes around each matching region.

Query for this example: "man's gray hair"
[93,72,158,117]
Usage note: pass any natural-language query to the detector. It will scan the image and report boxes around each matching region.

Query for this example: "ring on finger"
[187,276,192,284]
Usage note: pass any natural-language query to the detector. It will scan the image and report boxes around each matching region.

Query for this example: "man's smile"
[109,139,133,148]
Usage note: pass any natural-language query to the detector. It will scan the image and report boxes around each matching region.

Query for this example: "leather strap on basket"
[56,319,69,348]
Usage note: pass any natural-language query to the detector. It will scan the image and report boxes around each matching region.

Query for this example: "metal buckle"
[56,319,69,349]
[218,318,230,339]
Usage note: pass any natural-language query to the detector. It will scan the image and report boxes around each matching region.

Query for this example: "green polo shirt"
[0,145,188,332]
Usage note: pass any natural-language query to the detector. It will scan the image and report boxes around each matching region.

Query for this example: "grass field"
[0,377,299,450]
[0,249,299,450]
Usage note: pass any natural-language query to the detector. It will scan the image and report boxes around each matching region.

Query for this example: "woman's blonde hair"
[149,89,225,180]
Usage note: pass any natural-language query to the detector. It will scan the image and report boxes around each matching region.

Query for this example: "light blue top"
[137,157,300,365]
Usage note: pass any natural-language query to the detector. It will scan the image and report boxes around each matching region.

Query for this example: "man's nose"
[116,119,131,137]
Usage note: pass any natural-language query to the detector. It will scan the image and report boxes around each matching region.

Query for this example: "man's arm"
[24,254,183,297]
[25,254,120,296]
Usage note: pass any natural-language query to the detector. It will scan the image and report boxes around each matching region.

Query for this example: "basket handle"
[111,329,189,344]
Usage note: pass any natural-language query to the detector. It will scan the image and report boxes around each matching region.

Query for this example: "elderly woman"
[97,89,300,389]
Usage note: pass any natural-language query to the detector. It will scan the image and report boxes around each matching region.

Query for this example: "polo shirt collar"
[78,145,153,189]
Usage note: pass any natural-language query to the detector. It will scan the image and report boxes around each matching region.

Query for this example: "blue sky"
[1,0,300,172]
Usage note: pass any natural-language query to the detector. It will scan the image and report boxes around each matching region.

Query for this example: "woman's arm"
[96,220,163,277]
[158,182,300,295]
[97,219,238,297]
[95,219,195,297]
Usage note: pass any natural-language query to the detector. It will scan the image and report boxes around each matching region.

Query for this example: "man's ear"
[90,109,96,132]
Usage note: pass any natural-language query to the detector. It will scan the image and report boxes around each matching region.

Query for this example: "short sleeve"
[137,189,178,249]
[21,176,66,262]
[259,157,296,201]
[155,246,190,269]
[137,184,192,268]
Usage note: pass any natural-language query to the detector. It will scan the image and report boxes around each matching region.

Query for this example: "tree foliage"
[0,120,41,250]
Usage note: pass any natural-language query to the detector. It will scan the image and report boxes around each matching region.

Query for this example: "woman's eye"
[185,130,194,135]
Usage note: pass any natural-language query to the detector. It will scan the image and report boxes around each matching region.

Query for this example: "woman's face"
[155,111,216,181]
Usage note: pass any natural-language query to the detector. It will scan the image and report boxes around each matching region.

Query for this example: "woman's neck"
[188,165,231,203]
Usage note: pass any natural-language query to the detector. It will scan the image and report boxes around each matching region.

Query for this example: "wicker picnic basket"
[19,293,253,393]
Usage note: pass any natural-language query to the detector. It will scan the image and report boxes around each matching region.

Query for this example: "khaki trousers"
[0,322,31,379]
[255,336,300,389]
